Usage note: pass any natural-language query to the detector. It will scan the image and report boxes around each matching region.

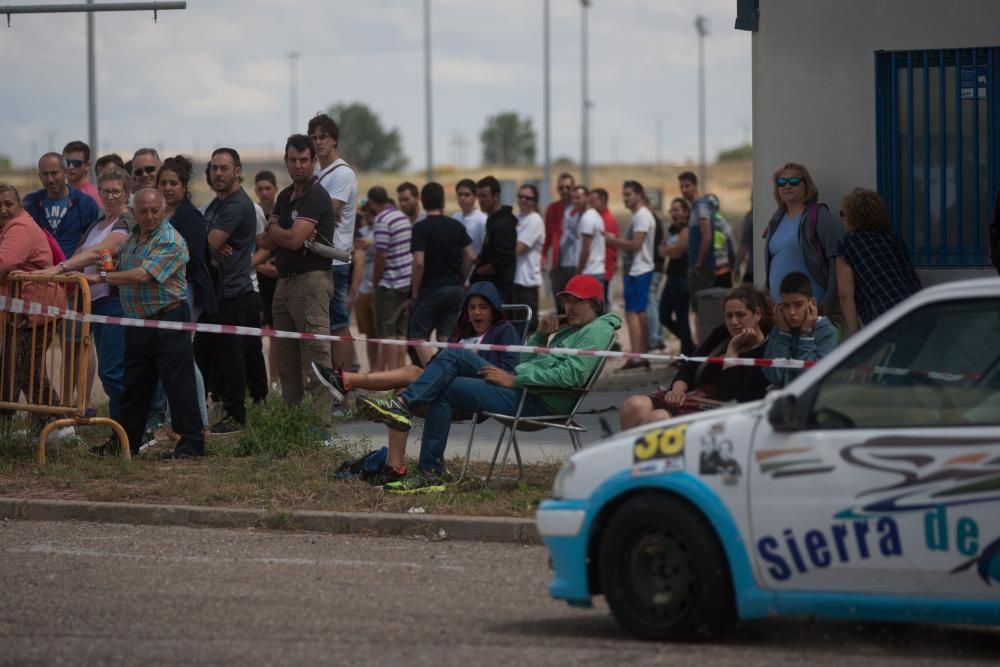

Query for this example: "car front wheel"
[597,494,735,641]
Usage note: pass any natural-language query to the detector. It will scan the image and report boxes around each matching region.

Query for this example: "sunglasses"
[65,159,85,168]
[308,134,330,142]
[776,176,804,187]
[518,194,536,202]
[133,165,157,177]
[557,185,573,192]
[100,188,125,198]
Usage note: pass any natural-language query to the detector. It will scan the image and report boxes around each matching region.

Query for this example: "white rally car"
[537,278,1000,641]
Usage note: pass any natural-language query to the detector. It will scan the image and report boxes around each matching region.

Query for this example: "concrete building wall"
[751,0,1000,286]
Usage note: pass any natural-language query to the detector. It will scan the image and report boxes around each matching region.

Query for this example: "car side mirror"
[768,394,800,432]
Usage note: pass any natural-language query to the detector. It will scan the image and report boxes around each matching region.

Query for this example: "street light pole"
[695,14,708,189]
[424,0,433,181]
[288,51,299,136]
[86,0,96,180]
[580,0,591,186]
[542,0,551,206]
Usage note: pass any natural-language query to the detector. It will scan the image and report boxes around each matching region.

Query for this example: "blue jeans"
[329,264,351,331]
[400,349,548,475]
[91,297,125,422]
[659,275,694,356]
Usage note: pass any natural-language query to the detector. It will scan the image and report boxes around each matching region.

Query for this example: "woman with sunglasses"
[764,163,844,326]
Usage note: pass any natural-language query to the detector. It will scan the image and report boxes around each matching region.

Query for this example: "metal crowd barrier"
[0,272,129,463]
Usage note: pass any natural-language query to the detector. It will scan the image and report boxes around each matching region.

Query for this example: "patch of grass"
[234,398,331,460]
[0,410,561,518]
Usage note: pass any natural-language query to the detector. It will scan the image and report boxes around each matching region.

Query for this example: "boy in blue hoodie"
[358,275,620,492]
[763,271,838,388]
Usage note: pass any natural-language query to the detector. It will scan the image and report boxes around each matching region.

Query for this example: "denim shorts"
[328,264,351,331]
[624,271,654,312]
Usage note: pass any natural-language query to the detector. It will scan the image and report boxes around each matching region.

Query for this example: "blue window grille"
[875,48,999,267]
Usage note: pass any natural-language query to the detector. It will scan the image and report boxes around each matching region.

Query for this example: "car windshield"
[810,298,1000,429]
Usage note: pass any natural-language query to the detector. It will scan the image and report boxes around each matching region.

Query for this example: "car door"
[749,296,1000,598]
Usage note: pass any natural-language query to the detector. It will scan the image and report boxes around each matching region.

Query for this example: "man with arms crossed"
[258,135,336,417]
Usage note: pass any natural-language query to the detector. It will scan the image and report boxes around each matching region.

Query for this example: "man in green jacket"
[358,275,621,492]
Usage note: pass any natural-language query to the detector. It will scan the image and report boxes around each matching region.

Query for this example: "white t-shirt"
[578,208,605,277]
[558,208,581,268]
[453,208,487,257]
[460,335,483,345]
[314,159,358,266]
[626,206,656,276]
[514,211,545,287]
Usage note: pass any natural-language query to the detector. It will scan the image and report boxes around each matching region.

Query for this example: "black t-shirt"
[271,181,335,276]
[478,205,518,296]
[411,214,471,290]
[204,188,256,297]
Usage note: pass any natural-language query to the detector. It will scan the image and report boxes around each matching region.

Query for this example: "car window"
[808,298,1000,429]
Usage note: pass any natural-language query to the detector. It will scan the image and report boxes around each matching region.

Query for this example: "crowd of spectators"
[0,115,968,485]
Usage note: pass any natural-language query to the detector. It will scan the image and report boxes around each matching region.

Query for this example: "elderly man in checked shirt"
[82,188,204,459]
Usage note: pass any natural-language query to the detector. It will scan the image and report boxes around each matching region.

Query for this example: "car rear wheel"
[597,494,734,641]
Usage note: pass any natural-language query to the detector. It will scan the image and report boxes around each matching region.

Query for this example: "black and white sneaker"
[311,362,348,403]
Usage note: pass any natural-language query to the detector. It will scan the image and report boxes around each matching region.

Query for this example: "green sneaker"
[356,395,412,432]
[383,468,447,494]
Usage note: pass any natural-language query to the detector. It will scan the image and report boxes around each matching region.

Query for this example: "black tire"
[597,494,735,641]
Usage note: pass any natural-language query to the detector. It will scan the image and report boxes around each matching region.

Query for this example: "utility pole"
[288,51,299,136]
[580,0,592,186]
[1,2,186,179]
[86,0,96,179]
[695,14,709,189]
[542,0,552,206]
[424,0,433,181]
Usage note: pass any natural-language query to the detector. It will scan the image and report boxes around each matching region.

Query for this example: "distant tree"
[553,156,576,168]
[325,102,408,172]
[717,143,752,161]
[0,154,10,170]
[480,112,536,166]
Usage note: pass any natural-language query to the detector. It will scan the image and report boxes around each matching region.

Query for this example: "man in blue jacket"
[763,271,838,388]
[22,152,100,258]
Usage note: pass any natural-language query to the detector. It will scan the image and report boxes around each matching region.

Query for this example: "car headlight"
[552,459,576,499]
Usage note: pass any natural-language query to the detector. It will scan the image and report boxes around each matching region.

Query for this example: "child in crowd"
[763,271,838,388]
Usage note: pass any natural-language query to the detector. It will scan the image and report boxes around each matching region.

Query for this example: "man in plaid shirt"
[85,188,204,459]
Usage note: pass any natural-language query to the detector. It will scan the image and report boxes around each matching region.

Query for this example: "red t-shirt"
[543,200,565,269]
[600,207,619,282]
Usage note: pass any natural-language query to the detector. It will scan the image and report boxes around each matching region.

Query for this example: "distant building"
[739,0,999,285]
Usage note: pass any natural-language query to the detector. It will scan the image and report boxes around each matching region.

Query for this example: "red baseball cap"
[558,274,604,302]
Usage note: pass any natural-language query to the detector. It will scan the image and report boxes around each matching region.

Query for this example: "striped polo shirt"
[373,205,412,290]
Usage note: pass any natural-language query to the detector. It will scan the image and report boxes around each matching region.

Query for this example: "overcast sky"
[0,0,751,169]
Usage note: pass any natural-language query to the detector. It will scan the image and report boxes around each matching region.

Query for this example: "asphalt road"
[2,521,998,666]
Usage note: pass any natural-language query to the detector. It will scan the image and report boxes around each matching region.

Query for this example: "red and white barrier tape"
[0,295,817,370]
